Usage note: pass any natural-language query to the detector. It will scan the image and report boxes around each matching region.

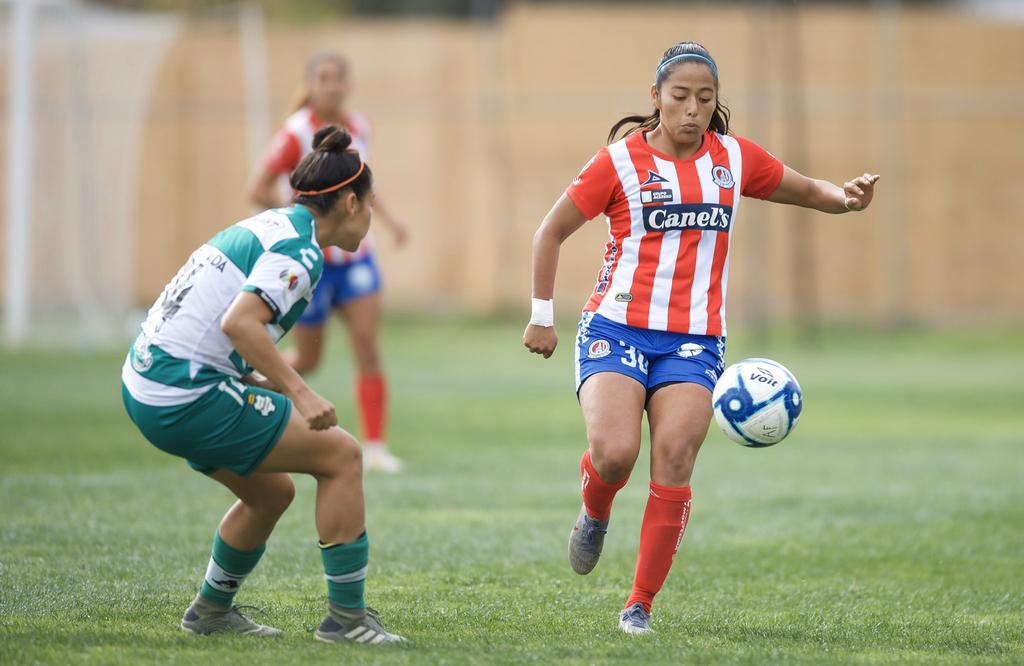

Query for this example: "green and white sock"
[320,531,368,609]
[198,532,266,607]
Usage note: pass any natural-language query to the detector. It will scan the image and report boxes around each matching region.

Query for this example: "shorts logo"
[677,342,705,358]
[641,170,671,186]
[587,339,612,359]
[248,393,277,417]
[705,368,720,384]
[614,292,633,303]
[279,269,299,291]
[711,165,735,189]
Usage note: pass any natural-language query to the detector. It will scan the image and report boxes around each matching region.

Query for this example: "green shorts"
[121,378,292,476]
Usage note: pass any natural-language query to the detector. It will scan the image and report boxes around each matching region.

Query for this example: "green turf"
[1,317,1022,664]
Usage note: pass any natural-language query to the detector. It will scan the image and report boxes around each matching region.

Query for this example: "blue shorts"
[574,312,725,395]
[299,254,382,326]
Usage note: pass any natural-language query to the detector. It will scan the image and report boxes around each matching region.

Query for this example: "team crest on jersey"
[131,340,153,373]
[279,269,299,291]
[711,165,735,189]
[641,170,671,186]
[587,339,612,359]
[676,343,705,358]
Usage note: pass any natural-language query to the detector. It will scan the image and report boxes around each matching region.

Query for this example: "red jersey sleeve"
[262,128,302,176]
[565,147,618,220]
[736,135,784,200]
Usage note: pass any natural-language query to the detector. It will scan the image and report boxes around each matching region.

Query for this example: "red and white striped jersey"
[566,130,783,337]
[262,105,375,265]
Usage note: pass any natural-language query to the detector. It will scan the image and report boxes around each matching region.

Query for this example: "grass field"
[1,317,1022,665]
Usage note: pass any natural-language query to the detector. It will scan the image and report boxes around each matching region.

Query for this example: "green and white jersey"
[122,205,324,406]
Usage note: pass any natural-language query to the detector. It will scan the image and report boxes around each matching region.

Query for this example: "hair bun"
[312,125,353,152]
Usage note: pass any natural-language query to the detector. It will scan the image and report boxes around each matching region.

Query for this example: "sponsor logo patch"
[711,165,735,189]
[641,170,671,186]
[640,189,675,204]
[587,339,612,359]
[677,342,705,358]
[642,203,732,232]
[279,269,299,291]
[614,292,633,303]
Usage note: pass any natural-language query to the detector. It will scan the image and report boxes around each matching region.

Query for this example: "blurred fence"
[2,1,1023,345]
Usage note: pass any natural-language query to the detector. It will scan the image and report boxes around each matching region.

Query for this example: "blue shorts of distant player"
[574,312,726,396]
[298,254,381,326]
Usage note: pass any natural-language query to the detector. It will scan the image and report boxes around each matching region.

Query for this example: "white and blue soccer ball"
[712,358,802,448]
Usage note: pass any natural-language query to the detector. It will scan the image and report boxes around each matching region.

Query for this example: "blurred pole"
[64,0,108,343]
[745,0,775,345]
[875,0,907,327]
[4,0,36,347]
[472,0,508,312]
[778,0,820,344]
[239,2,271,183]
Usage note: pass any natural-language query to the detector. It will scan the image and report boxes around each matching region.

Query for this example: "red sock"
[356,374,387,443]
[580,450,629,522]
[626,482,693,613]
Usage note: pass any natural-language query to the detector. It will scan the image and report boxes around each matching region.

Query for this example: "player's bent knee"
[269,477,296,514]
[320,428,362,479]
[588,439,638,482]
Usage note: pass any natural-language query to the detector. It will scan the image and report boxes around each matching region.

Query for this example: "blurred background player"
[250,50,408,473]
[523,42,879,635]
[123,127,404,644]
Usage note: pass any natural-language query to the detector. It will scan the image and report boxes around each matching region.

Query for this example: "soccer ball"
[712,358,802,447]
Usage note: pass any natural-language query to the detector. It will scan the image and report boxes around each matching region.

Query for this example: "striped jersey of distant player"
[263,106,374,264]
[121,206,324,406]
[566,130,784,337]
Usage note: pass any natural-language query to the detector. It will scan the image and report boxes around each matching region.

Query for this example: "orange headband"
[294,160,365,196]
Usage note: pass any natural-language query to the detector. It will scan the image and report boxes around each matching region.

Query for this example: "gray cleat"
[619,602,653,634]
[568,504,609,575]
[181,596,282,636]
[314,604,406,645]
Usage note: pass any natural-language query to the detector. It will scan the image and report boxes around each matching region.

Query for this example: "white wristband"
[529,298,554,327]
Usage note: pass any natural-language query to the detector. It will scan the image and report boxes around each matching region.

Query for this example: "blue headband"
[656,53,718,79]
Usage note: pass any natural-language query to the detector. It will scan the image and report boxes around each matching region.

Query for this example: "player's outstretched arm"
[221,291,338,431]
[767,165,880,213]
[249,167,287,210]
[371,196,410,248]
[524,194,588,359]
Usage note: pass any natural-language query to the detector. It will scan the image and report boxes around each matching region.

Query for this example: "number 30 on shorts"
[619,341,648,374]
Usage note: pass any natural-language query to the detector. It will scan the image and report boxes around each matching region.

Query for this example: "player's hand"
[390,220,410,248]
[523,324,558,359]
[292,387,338,431]
[843,173,880,212]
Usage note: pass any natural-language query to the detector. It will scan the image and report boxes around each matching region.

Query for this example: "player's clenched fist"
[293,388,338,431]
[523,324,558,359]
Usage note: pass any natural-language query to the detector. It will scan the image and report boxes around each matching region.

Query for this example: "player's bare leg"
[286,324,325,375]
[340,293,403,473]
[569,373,645,574]
[255,409,404,644]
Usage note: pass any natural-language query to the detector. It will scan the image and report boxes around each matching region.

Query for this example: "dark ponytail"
[291,125,372,213]
[607,42,731,144]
